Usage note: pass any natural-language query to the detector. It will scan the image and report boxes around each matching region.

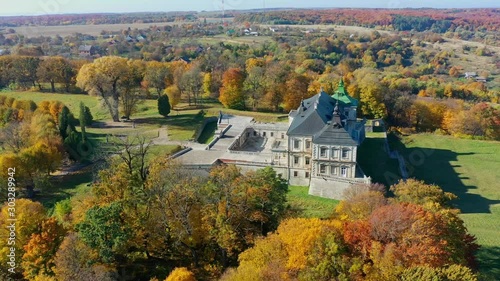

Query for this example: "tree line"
[235,8,500,33]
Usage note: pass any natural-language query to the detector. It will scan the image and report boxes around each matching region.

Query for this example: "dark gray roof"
[313,121,357,146]
[78,45,93,51]
[287,91,336,136]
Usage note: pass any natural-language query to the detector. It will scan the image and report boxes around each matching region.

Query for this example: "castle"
[176,80,371,199]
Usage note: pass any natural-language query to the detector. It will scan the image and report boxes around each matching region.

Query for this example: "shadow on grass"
[358,136,400,186]
[37,168,93,210]
[388,135,500,214]
[135,113,202,128]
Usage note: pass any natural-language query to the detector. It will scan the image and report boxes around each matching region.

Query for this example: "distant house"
[464,72,477,79]
[136,35,146,41]
[476,77,487,83]
[0,49,7,56]
[126,35,135,42]
[195,45,204,54]
[178,56,191,64]
[78,45,96,57]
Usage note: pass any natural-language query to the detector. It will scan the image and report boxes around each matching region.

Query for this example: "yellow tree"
[165,267,196,281]
[53,233,116,281]
[0,199,47,270]
[144,61,171,97]
[353,68,387,118]
[76,56,128,121]
[165,85,181,109]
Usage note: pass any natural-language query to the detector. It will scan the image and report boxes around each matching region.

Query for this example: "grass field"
[199,34,273,46]
[12,21,189,37]
[197,120,217,144]
[287,186,339,219]
[391,134,500,279]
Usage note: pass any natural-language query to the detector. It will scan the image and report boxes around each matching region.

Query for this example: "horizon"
[1,0,499,17]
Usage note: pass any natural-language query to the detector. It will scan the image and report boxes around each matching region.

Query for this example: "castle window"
[342,148,350,159]
[263,132,266,137]
[293,139,301,150]
[294,156,300,165]
[332,148,339,158]
[294,171,298,177]
[271,132,274,137]
[305,157,310,165]
[306,140,311,149]
[331,166,338,175]
[320,147,327,158]
[305,172,310,178]
[341,166,348,177]
[320,164,327,174]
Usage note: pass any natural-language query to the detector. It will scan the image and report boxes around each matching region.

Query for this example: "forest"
[0,8,498,281]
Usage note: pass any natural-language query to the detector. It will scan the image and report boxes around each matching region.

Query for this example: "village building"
[78,45,96,57]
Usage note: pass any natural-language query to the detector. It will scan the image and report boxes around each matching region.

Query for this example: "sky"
[1,0,499,16]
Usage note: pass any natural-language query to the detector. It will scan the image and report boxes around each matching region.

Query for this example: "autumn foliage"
[223,179,479,281]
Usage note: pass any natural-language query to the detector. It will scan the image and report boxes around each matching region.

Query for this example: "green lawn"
[145,145,183,163]
[287,186,339,219]
[197,120,217,144]
[392,134,500,279]
[40,166,94,211]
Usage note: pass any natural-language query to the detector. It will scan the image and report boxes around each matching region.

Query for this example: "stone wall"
[308,176,371,200]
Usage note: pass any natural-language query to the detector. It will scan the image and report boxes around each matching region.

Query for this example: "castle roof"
[287,91,335,136]
[331,79,359,107]
[313,106,357,146]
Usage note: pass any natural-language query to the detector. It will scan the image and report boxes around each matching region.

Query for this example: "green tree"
[58,106,72,139]
[79,102,87,141]
[158,94,171,117]
[76,202,131,264]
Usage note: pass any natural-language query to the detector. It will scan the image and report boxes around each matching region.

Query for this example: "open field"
[391,134,500,279]
[11,21,189,37]
[287,186,339,219]
[261,23,392,36]
[199,34,273,45]
[434,38,500,88]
